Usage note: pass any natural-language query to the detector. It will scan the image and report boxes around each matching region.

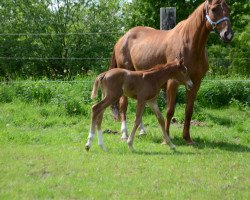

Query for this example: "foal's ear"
[179,57,184,65]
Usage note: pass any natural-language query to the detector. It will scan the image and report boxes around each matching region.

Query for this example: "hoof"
[139,130,147,136]
[99,145,107,151]
[128,144,134,152]
[187,140,195,145]
[185,138,195,145]
[121,137,128,142]
[85,145,90,151]
[170,144,176,150]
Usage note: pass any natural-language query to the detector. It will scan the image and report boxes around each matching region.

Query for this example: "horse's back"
[115,26,172,70]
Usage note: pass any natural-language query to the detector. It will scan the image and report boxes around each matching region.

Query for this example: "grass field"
[0,100,249,199]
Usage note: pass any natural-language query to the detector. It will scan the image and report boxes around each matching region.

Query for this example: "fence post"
[160,7,176,30]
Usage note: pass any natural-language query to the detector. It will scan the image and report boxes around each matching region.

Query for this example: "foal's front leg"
[147,99,176,149]
[127,100,146,151]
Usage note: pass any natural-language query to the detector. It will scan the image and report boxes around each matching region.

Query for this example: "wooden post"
[160,7,176,30]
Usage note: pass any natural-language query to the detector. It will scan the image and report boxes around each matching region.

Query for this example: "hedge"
[0,80,249,113]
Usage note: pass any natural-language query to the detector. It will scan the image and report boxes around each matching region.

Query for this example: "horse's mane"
[174,2,206,37]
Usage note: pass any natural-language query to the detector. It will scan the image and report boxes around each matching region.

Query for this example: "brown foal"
[85,58,193,151]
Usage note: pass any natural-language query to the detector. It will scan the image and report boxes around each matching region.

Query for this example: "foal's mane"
[143,61,179,74]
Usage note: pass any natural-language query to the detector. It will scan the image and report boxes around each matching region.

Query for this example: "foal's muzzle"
[186,80,194,91]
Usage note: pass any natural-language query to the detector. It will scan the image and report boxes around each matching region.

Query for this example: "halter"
[205,0,230,33]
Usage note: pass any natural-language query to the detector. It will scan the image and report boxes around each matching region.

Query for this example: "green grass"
[0,101,249,199]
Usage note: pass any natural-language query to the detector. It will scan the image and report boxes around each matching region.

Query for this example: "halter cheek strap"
[205,1,230,33]
[206,15,230,33]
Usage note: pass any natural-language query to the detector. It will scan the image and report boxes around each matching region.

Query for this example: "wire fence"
[1,79,250,85]
[0,31,249,36]
[0,31,249,62]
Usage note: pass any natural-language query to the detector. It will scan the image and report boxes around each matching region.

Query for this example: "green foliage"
[0,0,249,78]
[65,99,86,116]
[197,81,250,107]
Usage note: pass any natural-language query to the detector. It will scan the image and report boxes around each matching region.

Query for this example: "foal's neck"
[144,65,177,87]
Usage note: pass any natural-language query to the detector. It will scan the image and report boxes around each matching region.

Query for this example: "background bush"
[0,80,249,111]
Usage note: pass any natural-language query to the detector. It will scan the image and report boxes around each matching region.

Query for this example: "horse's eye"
[211,6,219,13]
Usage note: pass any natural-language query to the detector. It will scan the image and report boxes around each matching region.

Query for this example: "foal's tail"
[91,72,106,99]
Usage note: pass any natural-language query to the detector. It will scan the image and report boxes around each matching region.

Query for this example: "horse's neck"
[175,3,210,56]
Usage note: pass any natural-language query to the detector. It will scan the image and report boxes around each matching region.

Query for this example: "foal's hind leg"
[127,100,146,151]
[96,110,106,151]
[120,96,146,141]
[85,97,113,151]
[147,99,175,149]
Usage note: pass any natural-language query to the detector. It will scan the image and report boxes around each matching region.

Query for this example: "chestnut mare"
[85,58,193,151]
[110,0,233,144]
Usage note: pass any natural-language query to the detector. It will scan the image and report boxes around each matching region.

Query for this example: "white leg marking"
[98,129,106,151]
[139,122,147,135]
[86,132,94,149]
[121,120,128,140]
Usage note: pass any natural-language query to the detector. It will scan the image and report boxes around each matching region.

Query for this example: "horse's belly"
[131,44,167,70]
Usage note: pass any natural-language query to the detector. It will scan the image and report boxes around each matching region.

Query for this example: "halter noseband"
[205,0,230,33]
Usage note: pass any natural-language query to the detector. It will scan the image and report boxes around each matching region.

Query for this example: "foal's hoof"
[170,144,176,150]
[139,130,147,136]
[121,137,128,142]
[85,145,90,151]
[99,145,107,151]
[128,145,134,152]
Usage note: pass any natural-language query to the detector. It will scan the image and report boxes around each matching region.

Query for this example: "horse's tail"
[109,49,120,120]
[91,72,106,99]
[109,49,117,70]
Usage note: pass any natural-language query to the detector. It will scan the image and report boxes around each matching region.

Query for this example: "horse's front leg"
[127,100,146,151]
[183,80,201,145]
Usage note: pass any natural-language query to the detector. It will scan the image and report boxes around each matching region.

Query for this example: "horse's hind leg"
[119,96,129,141]
[165,81,178,139]
[147,99,175,149]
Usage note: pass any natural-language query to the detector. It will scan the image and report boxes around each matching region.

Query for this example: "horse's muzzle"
[220,29,234,43]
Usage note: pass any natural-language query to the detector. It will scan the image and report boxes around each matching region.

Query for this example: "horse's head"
[205,0,234,42]
[174,57,193,91]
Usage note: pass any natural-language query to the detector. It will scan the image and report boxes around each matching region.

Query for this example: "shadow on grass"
[170,137,250,153]
[206,113,235,127]
[133,149,198,156]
